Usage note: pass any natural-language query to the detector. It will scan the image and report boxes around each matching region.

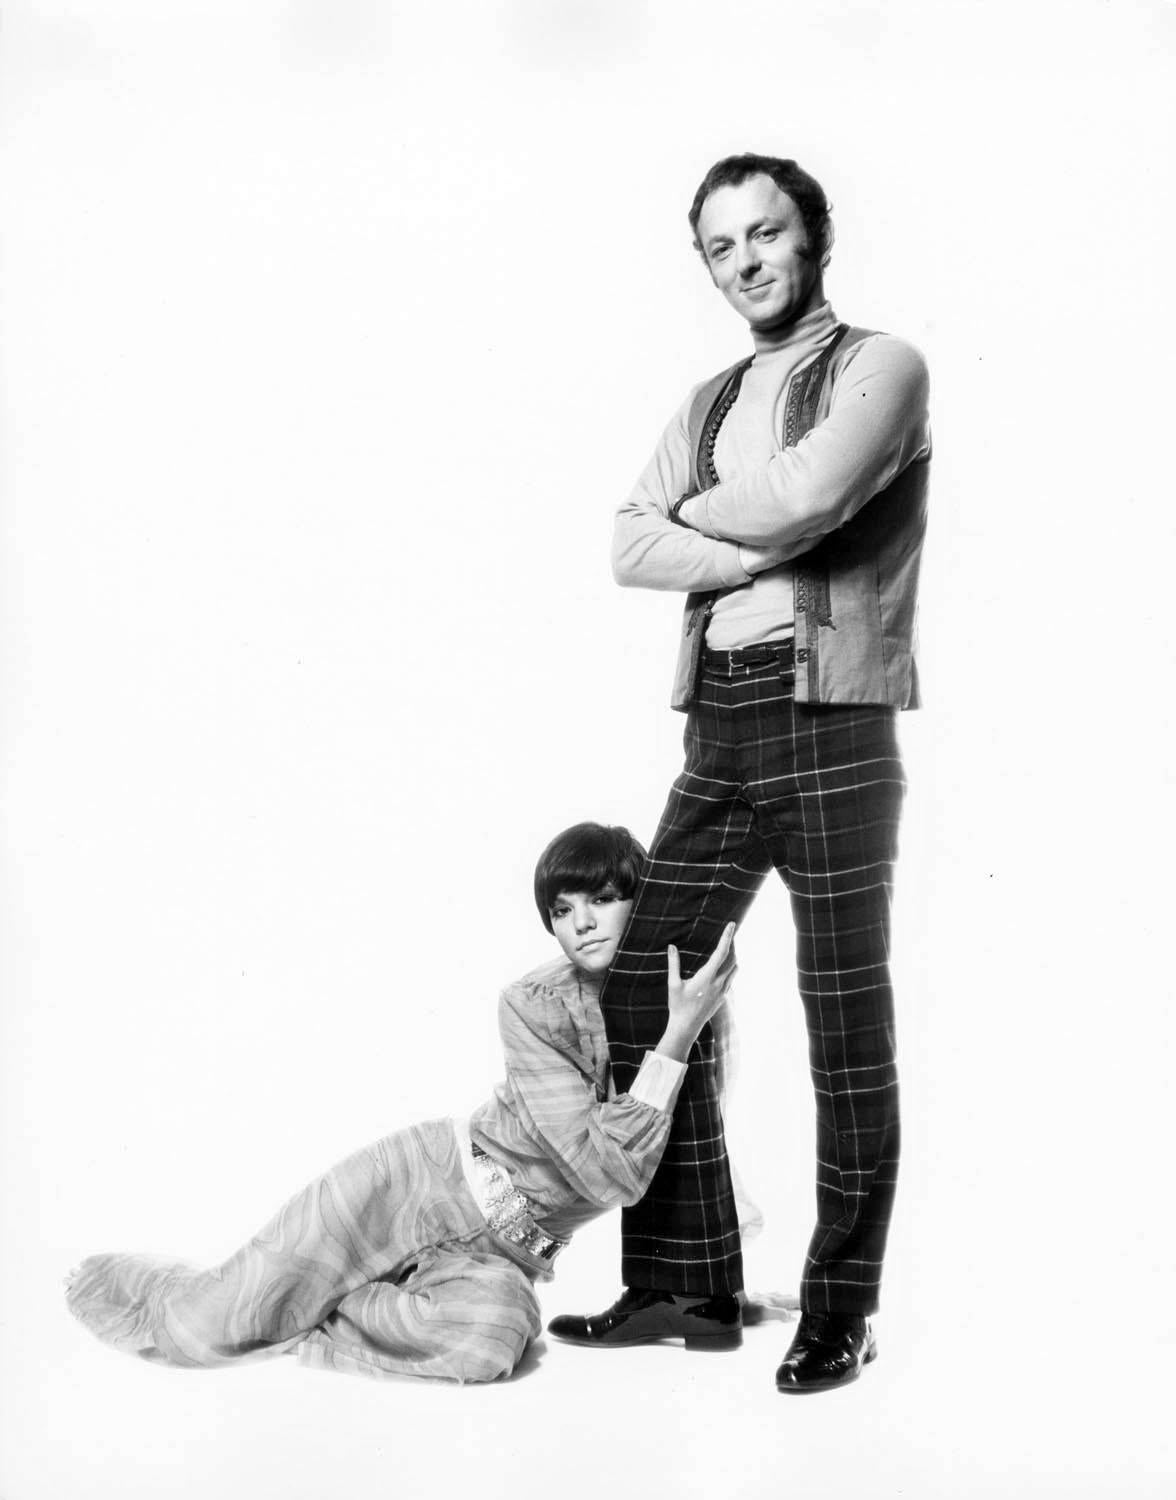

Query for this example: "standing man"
[547,154,930,1393]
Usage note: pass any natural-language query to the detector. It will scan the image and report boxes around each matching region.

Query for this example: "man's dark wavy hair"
[688,153,834,268]
[533,822,647,933]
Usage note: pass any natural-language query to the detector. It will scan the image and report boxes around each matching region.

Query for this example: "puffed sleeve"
[497,981,685,1210]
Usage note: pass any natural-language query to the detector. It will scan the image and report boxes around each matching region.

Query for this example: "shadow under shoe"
[547,1286,742,1351]
[775,1312,877,1393]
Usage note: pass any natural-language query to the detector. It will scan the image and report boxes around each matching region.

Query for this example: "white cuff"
[628,1050,688,1113]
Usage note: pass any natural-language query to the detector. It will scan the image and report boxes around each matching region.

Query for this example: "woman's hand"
[657,923,738,1062]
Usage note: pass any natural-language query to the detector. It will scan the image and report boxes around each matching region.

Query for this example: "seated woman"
[65,822,737,1383]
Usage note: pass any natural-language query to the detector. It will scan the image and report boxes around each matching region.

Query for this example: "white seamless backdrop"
[2,2,1174,1497]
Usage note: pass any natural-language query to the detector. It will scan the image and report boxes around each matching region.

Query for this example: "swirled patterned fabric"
[66,1120,542,1384]
[65,957,739,1382]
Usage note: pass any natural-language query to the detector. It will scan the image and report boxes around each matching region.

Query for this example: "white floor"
[4,1194,1173,1499]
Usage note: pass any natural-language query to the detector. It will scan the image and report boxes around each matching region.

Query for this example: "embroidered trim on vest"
[790,325,850,699]
[698,359,753,489]
[682,358,755,657]
[794,570,833,627]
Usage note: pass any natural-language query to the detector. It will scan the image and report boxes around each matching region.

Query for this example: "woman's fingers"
[698,922,737,981]
[669,924,737,1010]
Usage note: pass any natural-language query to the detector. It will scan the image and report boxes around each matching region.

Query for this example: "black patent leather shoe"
[774,1312,877,1393]
[547,1286,742,1351]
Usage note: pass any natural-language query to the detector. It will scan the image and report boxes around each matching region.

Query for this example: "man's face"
[696,174,824,335]
[548,884,634,977]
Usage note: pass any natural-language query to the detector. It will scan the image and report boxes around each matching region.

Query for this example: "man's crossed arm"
[612,336,929,593]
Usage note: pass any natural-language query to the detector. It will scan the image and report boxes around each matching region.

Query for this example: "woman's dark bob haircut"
[533,822,647,933]
[688,152,834,268]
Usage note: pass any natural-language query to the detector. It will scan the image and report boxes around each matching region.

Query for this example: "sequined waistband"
[467,1144,567,1263]
[451,1119,567,1264]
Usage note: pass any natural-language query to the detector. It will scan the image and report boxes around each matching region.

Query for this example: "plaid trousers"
[600,640,905,1315]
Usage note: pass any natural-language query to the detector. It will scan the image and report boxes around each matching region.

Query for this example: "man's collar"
[751,301,837,357]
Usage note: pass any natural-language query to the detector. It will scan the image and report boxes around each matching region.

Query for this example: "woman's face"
[548,885,634,976]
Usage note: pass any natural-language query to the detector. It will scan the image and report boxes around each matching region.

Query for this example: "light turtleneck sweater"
[706,300,840,648]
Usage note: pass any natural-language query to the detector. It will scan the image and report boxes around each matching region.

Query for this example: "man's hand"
[657,923,737,1062]
[739,543,792,575]
[670,493,704,530]
[673,501,806,576]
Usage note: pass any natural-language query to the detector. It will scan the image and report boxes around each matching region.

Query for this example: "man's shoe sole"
[775,1341,877,1393]
[549,1327,743,1352]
